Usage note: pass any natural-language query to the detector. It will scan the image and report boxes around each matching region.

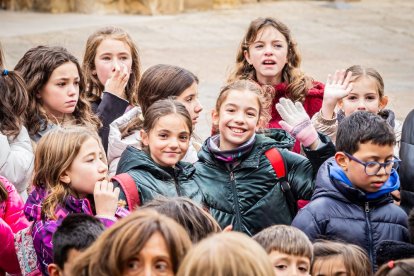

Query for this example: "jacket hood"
[312,157,395,205]
[198,129,294,166]
[117,146,195,180]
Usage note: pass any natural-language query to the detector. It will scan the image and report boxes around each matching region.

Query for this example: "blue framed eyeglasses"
[344,152,401,176]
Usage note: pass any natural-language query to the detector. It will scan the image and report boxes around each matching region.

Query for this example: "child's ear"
[47,263,62,276]
[335,152,349,171]
[379,95,389,110]
[140,129,149,147]
[60,172,71,184]
[212,109,220,126]
[243,50,252,65]
[337,99,343,110]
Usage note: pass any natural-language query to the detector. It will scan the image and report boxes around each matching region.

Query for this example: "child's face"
[93,38,133,86]
[312,256,350,276]
[339,76,387,116]
[39,61,79,118]
[61,137,108,197]
[244,26,288,86]
[336,141,394,193]
[176,81,203,127]
[213,89,260,151]
[269,250,310,276]
[141,114,190,167]
[124,231,174,276]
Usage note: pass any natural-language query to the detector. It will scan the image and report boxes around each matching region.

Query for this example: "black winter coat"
[114,146,203,209]
[194,129,335,236]
[400,109,414,213]
[292,158,409,268]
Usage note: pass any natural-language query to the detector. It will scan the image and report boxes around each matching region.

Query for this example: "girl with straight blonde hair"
[177,232,274,276]
[71,209,192,276]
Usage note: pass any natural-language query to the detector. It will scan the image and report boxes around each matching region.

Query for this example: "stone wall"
[0,0,358,14]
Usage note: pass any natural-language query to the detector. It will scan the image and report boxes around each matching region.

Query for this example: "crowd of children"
[1,16,414,276]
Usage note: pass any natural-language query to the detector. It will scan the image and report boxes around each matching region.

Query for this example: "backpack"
[112,173,140,210]
[14,222,41,276]
[265,147,298,217]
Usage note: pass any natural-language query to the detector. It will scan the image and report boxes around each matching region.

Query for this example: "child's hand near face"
[321,70,353,119]
[94,180,120,218]
[104,62,129,100]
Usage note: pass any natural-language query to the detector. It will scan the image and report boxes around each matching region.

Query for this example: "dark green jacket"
[114,146,203,209]
[194,129,335,236]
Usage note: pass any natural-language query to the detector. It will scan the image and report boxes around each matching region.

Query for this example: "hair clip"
[388,260,395,269]
[1,69,8,76]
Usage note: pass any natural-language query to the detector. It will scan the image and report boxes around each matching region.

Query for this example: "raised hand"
[276,98,319,149]
[94,180,120,218]
[321,69,353,119]
[104,62,129,100]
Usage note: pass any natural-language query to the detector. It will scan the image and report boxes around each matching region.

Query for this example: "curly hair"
[82,26,141,105]
[14,45,100,136]
[0,69,29,138]
[228,17,313,103]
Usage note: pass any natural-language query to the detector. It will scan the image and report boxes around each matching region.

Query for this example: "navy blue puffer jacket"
[292,158,409,268]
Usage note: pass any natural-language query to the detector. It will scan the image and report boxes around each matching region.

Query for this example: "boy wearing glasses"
[292,111,409,269]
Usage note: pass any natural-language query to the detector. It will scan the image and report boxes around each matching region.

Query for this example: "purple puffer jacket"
[24,187,129,275]
[0,176,30,276]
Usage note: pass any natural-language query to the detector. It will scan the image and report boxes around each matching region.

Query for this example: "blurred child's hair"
[228,17,313,103]
[142,98,193,136]
[336,111,395,155]
[52,213,104,270]
[82,26,141,104]
[312,240,372,276]
[215,79,270,127]
[71,209,192,275]
[14,45,100,136]
[0,180,7,202]
[375,259,414,276]
[0,68,28,138]
[121,64,198,138]
[142,196,221,243]
[345,65,385,99]
[177,232,274,276]
[253,225,313,261]
[32,126,104,220]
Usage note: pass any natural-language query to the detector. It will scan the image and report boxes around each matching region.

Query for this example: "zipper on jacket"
[229,171,242,231]
[364,202,374,263]
[173,170,181,196]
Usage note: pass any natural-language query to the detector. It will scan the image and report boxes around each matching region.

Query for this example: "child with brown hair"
[375,259,414,276]
[82,26,141,152]
[228,17,324,153]
[14,46,100,143]
[71,209,192,275]
[312,240,372,276]
[253,225,313,276]
[177,232,274,276]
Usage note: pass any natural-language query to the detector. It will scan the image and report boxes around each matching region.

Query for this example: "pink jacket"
[0,176,30,276]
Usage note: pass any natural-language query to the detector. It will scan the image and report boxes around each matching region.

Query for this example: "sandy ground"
[1,0,413,140]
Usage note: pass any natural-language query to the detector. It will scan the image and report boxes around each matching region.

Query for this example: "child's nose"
[357,100,367,110]
[195,99,203,113]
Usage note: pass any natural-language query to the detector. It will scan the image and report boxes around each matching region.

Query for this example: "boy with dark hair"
[47,214,104,276]
[292,111,409,269]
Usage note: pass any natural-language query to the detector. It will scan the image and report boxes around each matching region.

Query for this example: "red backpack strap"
[112,173,140,210]
[265,147,286,180]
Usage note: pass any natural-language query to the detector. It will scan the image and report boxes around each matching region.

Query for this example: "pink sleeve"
[0,219,22,275]
[2,177,30,233]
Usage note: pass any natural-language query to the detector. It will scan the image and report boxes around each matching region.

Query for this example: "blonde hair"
[214,79,271,128]
[71,209,192,276]
[32,126,104,220]
[253,225,313,261]
[312,240,372,276]
[177,232,274,276]
[82,26,141,104]
[228,17,313,103]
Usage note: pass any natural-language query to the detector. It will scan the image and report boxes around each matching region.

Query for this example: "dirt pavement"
[1,0,413,139]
